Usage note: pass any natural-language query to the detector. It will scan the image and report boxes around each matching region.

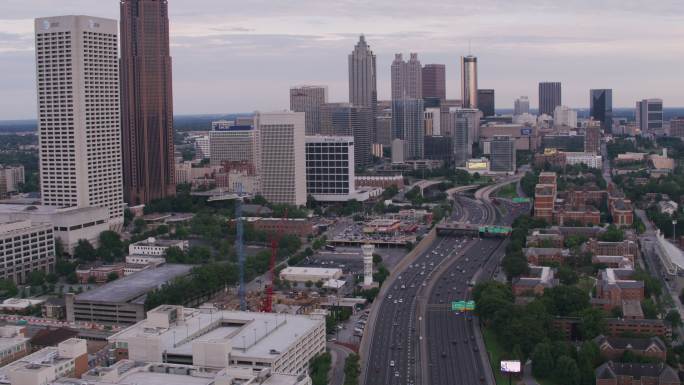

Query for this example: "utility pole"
[673,219,678,242]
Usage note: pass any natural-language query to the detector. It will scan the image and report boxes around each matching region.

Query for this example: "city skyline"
[1,0,684,119]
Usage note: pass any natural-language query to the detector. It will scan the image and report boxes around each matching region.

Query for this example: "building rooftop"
[595,361,679,382]
[0,326,28,355]
[594,334,666,351]
[130,237,185,248]
[279,266,343,277]
[75,264,193,304]
[0,339,86,384]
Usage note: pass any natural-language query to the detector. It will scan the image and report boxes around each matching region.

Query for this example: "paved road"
[329,343,354,385]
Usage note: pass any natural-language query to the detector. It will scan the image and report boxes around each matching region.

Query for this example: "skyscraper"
[447,108,480,147]
[539,82,562,116]
[636,98,664,136]
[422,64,446,100]
[256,112,306,206]
[477,89,495,117]
[34,16,124,228]
[290,85,328,135]
[305,136,355,202]
[490,136,516,173]
[590,89,613,132]
[451,112,471,167]
[670,118,684,138]
[514,96,530,116]
[120,0,175,205]
[553,106,577,128]
[349,35,377,135]
[460,56,478,109]
[209,125,259,167]
[391,53,422,100]
[585,120,601,154]
[320,103,372,168]
[391,99,425,160]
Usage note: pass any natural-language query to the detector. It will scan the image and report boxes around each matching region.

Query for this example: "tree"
[87,276,97,284]
[598,225,624,242]
[315,280,324,289]
[45,273,58,285]
[578,340,602,367]
[372,253,383,264]
[0,279,18,297]
[665,310,682,327]
[66,272,79,284]
[106,272,119,282]
[531,342,554,378]
[74,239,96,262]
[555,356,580,385]
[578,308,606,339]
[502,251,529,281]
[542,286,590,316]
[165,246,187,263]
[641,299,658,319]
[133,218,147,234]
[305,280,314,288]
[97,231,124,262]
[557,265,579,285]
[27,270,46,287]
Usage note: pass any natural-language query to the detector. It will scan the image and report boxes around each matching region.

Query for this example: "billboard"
[521,128,532,136]
[501,360,521,373]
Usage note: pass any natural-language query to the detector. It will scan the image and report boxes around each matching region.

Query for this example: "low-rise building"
[248,217,315,238]
[0,338,88,384]
[354,175,404,189]
[585,238,639,262]
[75,264,124,284]
[526,230,564,248]
[512,266,558,296]
[553,317,670,339]
[108,305,325,377]
[554,207,601,226]
[592,255,633,269]
[595,361,679,385]
[0,326,29,367]
[658,200,679,216]
[0,165,25,198]
[596,268,644,310]
[0,220,55,284]
[279,267,343,284]
[65,264,194,325]
[523,247,569,265]
[129,237,188,256]
[564,152,603,169]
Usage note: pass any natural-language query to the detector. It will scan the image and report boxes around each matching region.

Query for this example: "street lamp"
[673,220,678,242]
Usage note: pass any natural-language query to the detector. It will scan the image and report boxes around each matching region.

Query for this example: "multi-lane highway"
[362,179,528,385]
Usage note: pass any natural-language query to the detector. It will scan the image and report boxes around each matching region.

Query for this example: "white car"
[390,360,395,367]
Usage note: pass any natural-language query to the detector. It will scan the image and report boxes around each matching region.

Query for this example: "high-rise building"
[460,56,478,109]
[671,118,684,138]
[320,103,372,168]
[375,109,392,147]
[636,98,664,136]
[424,108,441,136]
[590,89,613,132]
[584,120,601,154]
[305,136,355,202]
[391,53,422,100]
[514,96,530,116]
[0,165,25,198]
[349,35,377,135]
[290,86,328,135]
[256,112,306,206]
[451,111,471,167]
[447,108,480,147]
[477,89,495,117]
[121,0,175,205]
[34,16,124,229]
[391,99,425,160]
[539,82,562,116]
[209,125,259,167]
[422,64,446,101]
[553,106,578,128]
[490,136,516,173]
[424,136,452,163]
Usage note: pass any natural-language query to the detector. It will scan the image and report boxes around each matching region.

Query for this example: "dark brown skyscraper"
[421,64,446,100]
[120,0,175,205]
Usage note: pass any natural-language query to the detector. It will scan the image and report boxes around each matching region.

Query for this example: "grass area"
[495,184,518,199]
[482,327,509,385]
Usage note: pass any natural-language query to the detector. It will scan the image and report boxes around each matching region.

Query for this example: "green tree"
[97,231,124,262]
[598,225,624,242]
[74,239,96,262]
[557,265,579,285]
[165,246,187,263]
[305,280,314,288]
[665,310,682,327]
[66,272,79,284]
[531,342,554,378]
[542,286,590,316]
[27,270,46,287]
[87,276,97,284]
[502,251,529,281]
[133,218,147,234]
[0,279,18,297]
[555,356,580,385]
[578,308,606,339]
[578,340,602,367]
[45,273,58,285]
[106,272,119,282]
[641,299,658,319]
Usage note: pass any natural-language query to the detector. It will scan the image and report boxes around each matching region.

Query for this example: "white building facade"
[0,220,55,284]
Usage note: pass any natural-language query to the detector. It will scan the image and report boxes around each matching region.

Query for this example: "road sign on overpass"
[451,300,476,311]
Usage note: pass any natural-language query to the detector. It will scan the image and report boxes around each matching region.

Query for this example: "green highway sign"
[451,301,465,311]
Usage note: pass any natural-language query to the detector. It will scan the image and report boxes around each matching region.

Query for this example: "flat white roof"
[280,267,342,276]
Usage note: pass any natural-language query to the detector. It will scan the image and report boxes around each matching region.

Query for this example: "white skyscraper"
[256,111,306,206]
[514,96,530,116]
[553,105,578,128]
[34,16,124,229]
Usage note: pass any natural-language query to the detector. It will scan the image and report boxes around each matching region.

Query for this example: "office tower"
[422,64,446,100]
[375,109,392,147]
[0,165,25,198]
[209,125,259,167]
[0,220,55,284]
[256,112,306,206]
[349,35,377,135]
[451,112,471,167]
[424,108,441,136]
[460,55,478,109]
[34,16,124,228]
[553,106,578,128]
[447,108,480,147]
[585,120,601,154]
[671,118,684,138]
[193,135,210,159]
[477,89,495,117]
[590,89,613,132]
[320,103,372,168]
[424,136,452,163]
[391,139,405,164]
[290,85,328,135]
[539,82,562,116]
[391,99,425,159]
[305,136,355,201]
[636,99,664,135]
[490,136,516,173]
[514,96,530,116]
[391,53,422,100]
[121,0,175,205]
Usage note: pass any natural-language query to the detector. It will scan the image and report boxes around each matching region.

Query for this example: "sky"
[0,0,683,119]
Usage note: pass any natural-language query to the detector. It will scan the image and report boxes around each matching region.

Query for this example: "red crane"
[261,209,288,312]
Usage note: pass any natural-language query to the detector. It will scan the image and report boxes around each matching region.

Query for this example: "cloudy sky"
[1,0,683,119]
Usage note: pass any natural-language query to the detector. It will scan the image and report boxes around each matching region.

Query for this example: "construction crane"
[261,208,288,312]
[235,183,246,311]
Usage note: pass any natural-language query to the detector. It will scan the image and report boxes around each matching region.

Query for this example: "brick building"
[512,266,558,296]
[595,361,679,385]
[523,247,569,265]
[585,238,640,262]
[596,268,645,309]
[553,317,670,340]
[554,207,601,226]
[594,335,667,361]
[75,264,125,284]
[526,230,564,248]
